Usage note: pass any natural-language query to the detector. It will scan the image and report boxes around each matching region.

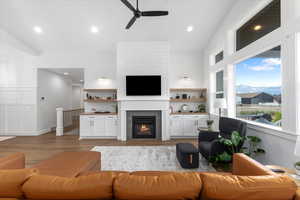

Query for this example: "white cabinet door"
[170,117,184,136]
[105,116,117,137]
[183,118,197,136]
[80,116,94,136]
[94,116,106,137]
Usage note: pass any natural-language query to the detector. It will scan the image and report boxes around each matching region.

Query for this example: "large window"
[236,0,281,51]
[216,70,224,99]
[235,46,281,127]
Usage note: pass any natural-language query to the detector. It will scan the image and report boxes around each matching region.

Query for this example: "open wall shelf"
[84,99,117,103]
[170,88,207,92]
[170,98,206,103]
[169,88,207,114]
[83,89,117,92]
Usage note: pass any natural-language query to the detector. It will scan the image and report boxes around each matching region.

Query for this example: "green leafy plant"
[210,131,245,163]
[243,136,265,158]
[210,132,266,163]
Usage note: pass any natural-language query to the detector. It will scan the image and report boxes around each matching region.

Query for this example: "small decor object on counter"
[181,104,189,112]
[182,94,187,99]
[169,105,174,114]
[206,120,214,131]
[107,97,112,100]
[200,91,205,98]
[295,162,300,176]
[198,104,206,113]
[176,94,180,99]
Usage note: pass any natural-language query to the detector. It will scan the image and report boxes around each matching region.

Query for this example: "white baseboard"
[0,128,51,136]
[79,136,118,140]
[37,128,51,135]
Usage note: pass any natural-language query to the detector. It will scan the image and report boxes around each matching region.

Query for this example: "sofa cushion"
[31,151,101,177]
[0,198,20,200]
[200,173,297,200]
[22,172,117,200]
[0,153,25,170]
[0,169,38,198]
[114,172,202,200]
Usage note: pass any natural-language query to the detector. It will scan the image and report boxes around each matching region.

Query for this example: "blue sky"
[235,57,281,87]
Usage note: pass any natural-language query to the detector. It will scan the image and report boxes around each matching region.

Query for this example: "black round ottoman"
[176,143,199,169]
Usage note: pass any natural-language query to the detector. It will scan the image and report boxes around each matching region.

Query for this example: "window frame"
[235,0,281,51]
[216,69,225,99]
[232,44,283,128]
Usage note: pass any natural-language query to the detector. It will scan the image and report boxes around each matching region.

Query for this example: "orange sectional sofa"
[31,151,101,177]
[0,152,298,200]
[0,153,25,169]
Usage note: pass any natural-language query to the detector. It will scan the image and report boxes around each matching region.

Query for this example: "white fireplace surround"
[118,99,170,141]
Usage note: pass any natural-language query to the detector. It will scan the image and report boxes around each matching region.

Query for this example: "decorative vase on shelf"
[206,120,214,131]
[198,104,206,113]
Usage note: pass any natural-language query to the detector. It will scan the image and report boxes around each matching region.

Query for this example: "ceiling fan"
[120,0,169,29]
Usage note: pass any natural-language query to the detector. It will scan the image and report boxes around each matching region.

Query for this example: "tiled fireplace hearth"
[127,111,162,140]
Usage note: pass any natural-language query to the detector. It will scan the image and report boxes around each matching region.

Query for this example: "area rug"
[0,136,15,142]
[91,146,215,172]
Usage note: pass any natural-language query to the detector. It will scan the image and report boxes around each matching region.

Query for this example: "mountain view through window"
[235,46,281,127]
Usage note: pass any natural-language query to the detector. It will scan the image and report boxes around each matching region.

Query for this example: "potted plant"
[198,104,206,113]
[210,131,244,163]
[206,113,214,131]
[243,136,265,158]
[295,162,300,176]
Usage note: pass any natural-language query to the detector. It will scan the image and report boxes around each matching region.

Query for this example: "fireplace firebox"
[132,116,156,139]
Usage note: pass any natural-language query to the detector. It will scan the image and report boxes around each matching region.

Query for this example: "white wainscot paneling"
[247,125,298,169]
[0,87,37,136]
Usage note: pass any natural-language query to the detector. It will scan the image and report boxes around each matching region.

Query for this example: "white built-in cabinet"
[169,115,208,137]
[80,115,118,139]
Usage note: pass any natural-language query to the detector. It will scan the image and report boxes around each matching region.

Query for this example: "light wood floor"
[0,131,197,167]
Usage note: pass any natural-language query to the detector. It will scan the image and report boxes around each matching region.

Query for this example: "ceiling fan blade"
[126,16,137,29]
[120,0,136,12]
[141,11,169,17]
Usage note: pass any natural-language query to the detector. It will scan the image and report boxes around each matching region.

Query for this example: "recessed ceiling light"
[63,72,69,75]
[254,25,262,31]
[187,26,194,32]
[90,26,99,34]
[33,26,43,34]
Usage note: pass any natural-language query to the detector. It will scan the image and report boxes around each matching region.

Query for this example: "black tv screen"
[126,76,161,96]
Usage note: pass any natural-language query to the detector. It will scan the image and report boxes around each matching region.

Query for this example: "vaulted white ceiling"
[0,0,237,53]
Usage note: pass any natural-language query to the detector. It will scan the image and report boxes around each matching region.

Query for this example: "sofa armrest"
[232,153,276,176]
[198,131,220,142]
[294,189,300,200]
[0,153,25,169]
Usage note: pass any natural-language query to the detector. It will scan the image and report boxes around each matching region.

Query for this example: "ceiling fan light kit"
[120,0,169,29]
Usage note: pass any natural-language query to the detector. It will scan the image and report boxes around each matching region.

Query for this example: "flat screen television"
[126,76,161,96]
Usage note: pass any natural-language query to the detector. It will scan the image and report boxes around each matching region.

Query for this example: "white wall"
[169,51,204,88]
[0,41,38,136]
[72,85,83,109]
[37,69,72,131]
[203,0,300,168]
[117,42,170,100]
[33,51,117,89]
